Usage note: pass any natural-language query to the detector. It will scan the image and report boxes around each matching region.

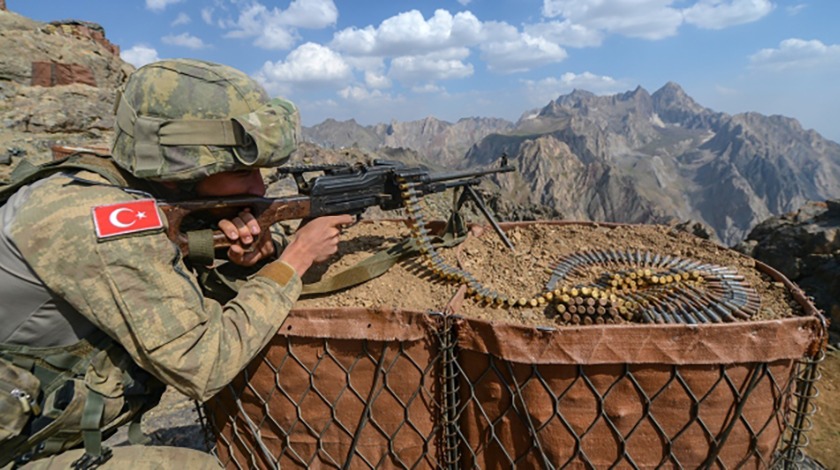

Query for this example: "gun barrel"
[424,165,514,184]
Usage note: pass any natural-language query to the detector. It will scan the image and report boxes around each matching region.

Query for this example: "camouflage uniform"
[0,59,302,468]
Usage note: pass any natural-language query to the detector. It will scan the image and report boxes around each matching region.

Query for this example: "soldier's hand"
[279,214,355,276]
[218,209,275,267]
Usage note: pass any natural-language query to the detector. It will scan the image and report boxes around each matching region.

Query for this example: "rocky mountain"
[306,84,840,245]
[460,83,840,245]
[303,116,514,168]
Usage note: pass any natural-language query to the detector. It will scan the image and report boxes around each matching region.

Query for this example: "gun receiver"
[159,158,515,257]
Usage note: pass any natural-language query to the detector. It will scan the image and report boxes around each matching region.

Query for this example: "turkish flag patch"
[92,199,164,239]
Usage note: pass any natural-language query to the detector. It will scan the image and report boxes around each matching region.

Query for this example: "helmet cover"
[111,59,299,182]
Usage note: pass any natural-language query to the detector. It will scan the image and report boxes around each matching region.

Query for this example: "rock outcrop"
[735,200,840,340]
[0,9,130,181]
[0,11,130,89]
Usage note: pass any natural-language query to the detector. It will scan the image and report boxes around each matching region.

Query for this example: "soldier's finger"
[228,244,244,264]
[231,217,253,244]
[218,219,239,240]
[238,211,261,236]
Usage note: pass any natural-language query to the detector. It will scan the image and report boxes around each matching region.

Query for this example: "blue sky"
[11,1,840,142]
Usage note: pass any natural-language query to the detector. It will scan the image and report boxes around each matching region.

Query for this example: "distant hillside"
[307,83,840,245]
[303,116,513,167]
[466,83,840,244]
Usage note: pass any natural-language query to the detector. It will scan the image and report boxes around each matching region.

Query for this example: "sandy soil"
[295,220,800,327]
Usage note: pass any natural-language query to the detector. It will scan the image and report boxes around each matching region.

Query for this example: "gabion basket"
[208,308,445,469]
[204,221,827,469]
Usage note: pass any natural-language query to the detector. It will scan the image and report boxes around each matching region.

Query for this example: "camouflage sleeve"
[8,173,302,401]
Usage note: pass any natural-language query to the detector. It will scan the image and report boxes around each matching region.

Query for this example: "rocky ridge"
[735,200,840,342]
[0,9,130,179]
[463,83,840,246]
[306,83,840,247]
[303,116,514,168]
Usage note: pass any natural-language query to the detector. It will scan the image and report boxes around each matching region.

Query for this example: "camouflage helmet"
[111,58,299,182]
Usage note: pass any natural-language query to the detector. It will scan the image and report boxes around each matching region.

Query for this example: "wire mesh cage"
[450,317,821,469]
[203,222,827,469]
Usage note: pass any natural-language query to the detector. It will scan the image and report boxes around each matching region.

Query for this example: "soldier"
[0,59,353,468]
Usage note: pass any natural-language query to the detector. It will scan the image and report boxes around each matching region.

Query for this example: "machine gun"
[159,157,515,258]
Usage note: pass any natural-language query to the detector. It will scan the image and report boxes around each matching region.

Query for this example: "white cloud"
[411,83,444,93]
[201,8,214,25]
[479,20,522,43]
[171,13,191,27]
[329,9,570,74]
[222,0,337,50]
[481,34,568,73]
[146,0,183,12]
[786,4,807,15]
[224,4,297,49]
[254,24,298,50]
[331,26,377,55]
[525,20,603,48]
[121,45,160,68]
[540,0,773,40]
[541,0,683,40]
[389,48,474,82]
[331,9,483,57]
[683,0,774,30]
[749,38,840,71]
[338,86,388,102]
[364,70,392,89]
[257,43,352,90]
[523,72,625,104]
[224,4,272,38]
[278,0,339,29]
[162,33,208,49]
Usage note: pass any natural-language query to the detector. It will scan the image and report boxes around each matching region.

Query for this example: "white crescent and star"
[108,208,148,228]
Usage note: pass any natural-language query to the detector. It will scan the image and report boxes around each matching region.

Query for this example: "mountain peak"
[658,81,686,96]
[651,81,708,121]
[627,85,650,97]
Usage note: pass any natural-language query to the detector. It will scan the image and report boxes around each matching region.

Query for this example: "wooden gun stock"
[158,195,311,257]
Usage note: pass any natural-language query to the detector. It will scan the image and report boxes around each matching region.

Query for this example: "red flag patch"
[92,199,163,239]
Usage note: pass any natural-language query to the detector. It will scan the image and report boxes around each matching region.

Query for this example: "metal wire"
[438,312,461,470]
[777,347,825,469]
